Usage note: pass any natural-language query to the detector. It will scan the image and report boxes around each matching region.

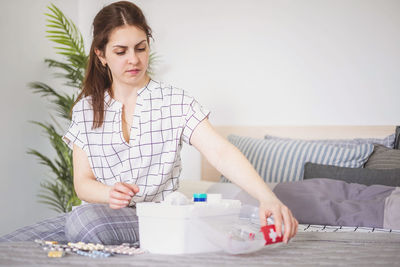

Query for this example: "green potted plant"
[28,4,87,213]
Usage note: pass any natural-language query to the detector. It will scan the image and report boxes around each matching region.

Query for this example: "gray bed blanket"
[273,178,400,229]
[1,231,399,266]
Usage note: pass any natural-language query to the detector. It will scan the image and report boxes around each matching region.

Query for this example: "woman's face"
[96,25,150,89]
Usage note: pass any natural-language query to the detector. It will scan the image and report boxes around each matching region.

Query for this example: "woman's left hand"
[259,196,298,243]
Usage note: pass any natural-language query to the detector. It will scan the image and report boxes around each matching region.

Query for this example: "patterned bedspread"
[301,224,400,233]
[1,224,399,266]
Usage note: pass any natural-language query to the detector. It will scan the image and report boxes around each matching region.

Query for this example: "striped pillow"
[222,135,374,183]
[264,134,396,149]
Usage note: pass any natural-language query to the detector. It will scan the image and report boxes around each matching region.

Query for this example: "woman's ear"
[94,48,107,66]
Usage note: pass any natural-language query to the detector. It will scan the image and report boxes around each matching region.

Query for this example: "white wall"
[124,0,400,181]
[1,0,399,235]
[0,0,80,236]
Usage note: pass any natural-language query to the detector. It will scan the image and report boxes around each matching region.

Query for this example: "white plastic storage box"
[136,199,241,254]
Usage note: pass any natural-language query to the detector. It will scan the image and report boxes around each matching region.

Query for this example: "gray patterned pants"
[65,204,139,245]
[0,204,139,245]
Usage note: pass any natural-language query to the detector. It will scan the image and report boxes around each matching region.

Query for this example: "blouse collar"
[103,79,157,111]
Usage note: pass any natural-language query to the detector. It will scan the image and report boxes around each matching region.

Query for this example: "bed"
[1,125,399,266]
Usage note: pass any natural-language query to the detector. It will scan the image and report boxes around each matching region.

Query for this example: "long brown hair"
[75,1,152,129]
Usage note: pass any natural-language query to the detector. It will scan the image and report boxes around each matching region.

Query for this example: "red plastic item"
[260,225,283,245]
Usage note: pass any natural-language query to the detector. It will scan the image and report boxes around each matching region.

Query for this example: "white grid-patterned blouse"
[63,79,210,204]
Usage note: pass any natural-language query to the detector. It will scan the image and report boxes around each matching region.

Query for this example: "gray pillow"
[303,162,400,187]
[365,145,400,169]
[395,126,400,149]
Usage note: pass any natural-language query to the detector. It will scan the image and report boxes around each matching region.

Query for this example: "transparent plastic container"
[195,204,285,254]
[194,205,266,255]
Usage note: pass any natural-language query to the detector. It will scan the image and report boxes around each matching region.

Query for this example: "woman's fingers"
[259,208,268,226]
[110,189,131,201]
[273,210,283,238]
[123,183,140,194]
[285,208,298,241]
[260,202,298,243]
[108,183,134,209]
[292,217,299,240]
[278,208,298,242]
[114,182,135,196]
[291,214,298,240]
[108,182,140,210]
[280,207,292,243]
[109,196,129,208]
[109,202,127,209]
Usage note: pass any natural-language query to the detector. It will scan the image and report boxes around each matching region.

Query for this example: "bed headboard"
[201,125,396,182]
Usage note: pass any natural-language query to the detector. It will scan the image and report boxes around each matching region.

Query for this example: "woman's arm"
[72,144,138,209]
[190,119,298,243]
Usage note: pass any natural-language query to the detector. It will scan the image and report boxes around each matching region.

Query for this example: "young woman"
[61,1,298,245]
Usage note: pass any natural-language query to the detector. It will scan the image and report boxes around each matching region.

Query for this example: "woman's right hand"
[108,182,139,209]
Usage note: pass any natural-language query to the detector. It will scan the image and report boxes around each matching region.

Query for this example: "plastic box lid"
[136,199,241,219]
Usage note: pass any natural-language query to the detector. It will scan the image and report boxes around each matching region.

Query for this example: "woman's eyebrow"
[135,40,147,46]
[112,40,147,49]
[112,45,128,49]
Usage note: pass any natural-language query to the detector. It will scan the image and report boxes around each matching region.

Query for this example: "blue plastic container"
[193,193,207,202]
